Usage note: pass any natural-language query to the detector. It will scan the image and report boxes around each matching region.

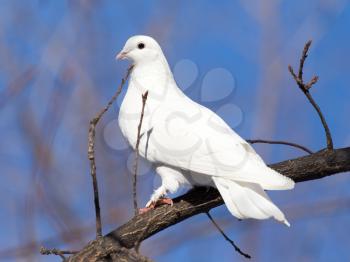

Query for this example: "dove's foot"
[157,197,174,206]
[139,197,173,214]
[139,206,153,214]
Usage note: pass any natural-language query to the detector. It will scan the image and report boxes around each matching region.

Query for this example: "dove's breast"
[119,65,217,164]
[119,87,148,150]
[118,74,170,153]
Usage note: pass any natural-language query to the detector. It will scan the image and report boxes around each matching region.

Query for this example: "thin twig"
[206,212,251,259]
[132,91,149,214]
[247,139,313,154]
[298,40,311,80]
[40,247,78,260]
[88,65,134,238]
[288,40,333,150]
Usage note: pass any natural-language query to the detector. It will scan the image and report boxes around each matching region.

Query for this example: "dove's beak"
[116,50,128,60]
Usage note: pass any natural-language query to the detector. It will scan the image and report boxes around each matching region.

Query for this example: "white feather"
[213,177,290,226]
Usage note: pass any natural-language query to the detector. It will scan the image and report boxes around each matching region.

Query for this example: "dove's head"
[116,35,164,64]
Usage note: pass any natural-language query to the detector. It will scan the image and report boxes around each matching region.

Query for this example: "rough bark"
[67,147,350,261]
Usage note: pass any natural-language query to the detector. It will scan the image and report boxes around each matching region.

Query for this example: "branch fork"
[288,40,333,150]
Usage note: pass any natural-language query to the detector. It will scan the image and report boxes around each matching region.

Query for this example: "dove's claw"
[157,197,173,206]
[139,197,173,214]
[139,206,154,214]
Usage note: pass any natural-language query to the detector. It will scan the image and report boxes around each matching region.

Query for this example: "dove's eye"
[137,43,145,49]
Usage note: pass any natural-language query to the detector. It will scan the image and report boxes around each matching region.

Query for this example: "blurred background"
[1,0,350,261]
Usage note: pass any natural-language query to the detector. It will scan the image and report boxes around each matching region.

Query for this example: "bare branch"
[40,247,78,260]
[305,75,319,90]
[134,210,153,252]
[67,146,350,261]
[133,91,149,214]
[206,212,251,259]
[87,65,134,238]
[288,40,333,150]
[247,139,313,154]
[298,40,312,81]
[66,238,153,262]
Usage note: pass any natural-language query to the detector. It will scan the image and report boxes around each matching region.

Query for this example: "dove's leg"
[141,166,190,213]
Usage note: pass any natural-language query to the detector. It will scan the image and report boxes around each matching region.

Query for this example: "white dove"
[117,35,294,226]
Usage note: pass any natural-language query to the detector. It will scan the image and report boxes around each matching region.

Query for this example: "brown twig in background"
[206,212,251,259]
[0,66,37,110]
[88,65,134,238]
[247,139,313,154]
[288,40,333,150]
[132,91,149,214]
[40,247,78,260]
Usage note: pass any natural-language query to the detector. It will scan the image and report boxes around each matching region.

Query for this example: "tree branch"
[40,247,77,261]
[67,146,350,261]
[247,139,313,154]
[206,212,251,259]
[133,91,149,214]
[288,40,334,150]
[87,65,133,238]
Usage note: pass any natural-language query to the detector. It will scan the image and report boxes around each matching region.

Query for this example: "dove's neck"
[129,54,179,96]
[132,55,172,77]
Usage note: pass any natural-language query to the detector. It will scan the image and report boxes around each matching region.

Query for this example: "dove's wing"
[143,97,294,190]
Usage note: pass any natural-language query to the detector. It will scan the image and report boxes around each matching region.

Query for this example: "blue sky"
[0,0,350,261]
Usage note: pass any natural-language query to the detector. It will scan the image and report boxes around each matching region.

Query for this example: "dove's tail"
[212,177,290,226]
